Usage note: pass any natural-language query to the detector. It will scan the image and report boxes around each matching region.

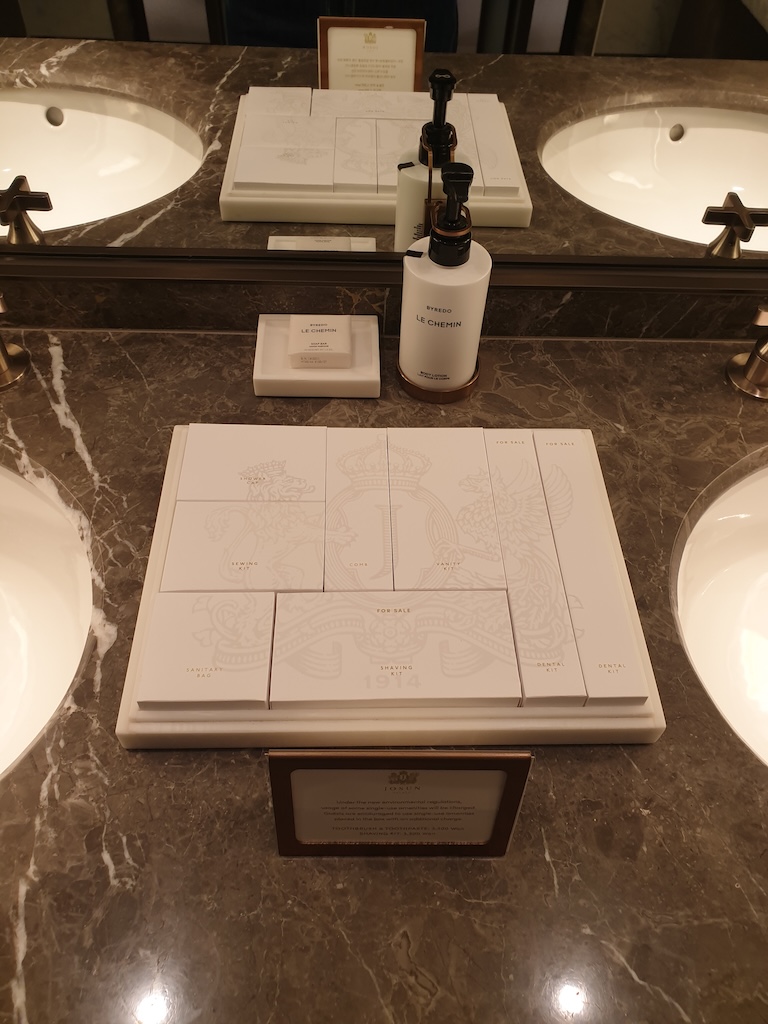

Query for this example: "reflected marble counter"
[2,36,768,257]
[1,329,767,1024]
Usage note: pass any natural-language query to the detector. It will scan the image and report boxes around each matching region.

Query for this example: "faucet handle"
[703,192,768,258]
[0,176,52,221]
[752,303,768,328]
[0,176,51,245]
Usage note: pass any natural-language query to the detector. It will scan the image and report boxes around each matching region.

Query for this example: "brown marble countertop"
[1,328,767,1023]
[3,37,768,258]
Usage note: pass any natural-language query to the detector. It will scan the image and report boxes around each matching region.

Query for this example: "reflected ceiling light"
[135,992,170,1024]
[558,983,586,1015]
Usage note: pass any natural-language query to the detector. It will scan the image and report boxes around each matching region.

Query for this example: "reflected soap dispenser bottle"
[393,68,457,253]
[397,162,492,403]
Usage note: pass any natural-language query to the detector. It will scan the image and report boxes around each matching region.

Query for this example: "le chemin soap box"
[287,315,353,368]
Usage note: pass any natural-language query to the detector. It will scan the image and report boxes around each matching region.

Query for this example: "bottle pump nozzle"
[418,69,457,168]
[428,162,474,267]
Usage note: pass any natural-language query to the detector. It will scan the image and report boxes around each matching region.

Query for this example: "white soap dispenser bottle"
[393,68,457,253]
[397,163,492,402]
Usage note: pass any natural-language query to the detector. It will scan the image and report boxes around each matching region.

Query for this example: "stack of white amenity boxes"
[118,424,665,748]
[219,87,533,227]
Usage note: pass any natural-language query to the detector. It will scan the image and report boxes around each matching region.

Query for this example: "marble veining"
[0,327,766,1023]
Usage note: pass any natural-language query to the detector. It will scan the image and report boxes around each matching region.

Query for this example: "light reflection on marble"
[0,327,767,1023]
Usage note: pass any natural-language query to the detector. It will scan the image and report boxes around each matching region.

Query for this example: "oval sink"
[672,446,768,767]
[0,465,93,778]
[541,106,768,250]
[0,88,203,234]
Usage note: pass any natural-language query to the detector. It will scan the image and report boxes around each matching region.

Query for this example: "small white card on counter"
[267,235,377,252]
[136,591,275,710]
[288,315,353,369]
[161,500,326,593]
[269,590,521,708]
[176,423,327,503]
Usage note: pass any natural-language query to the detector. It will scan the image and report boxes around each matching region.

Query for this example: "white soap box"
[254,314,380,397]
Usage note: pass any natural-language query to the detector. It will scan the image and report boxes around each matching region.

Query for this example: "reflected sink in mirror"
[0,88,203,234]
[540,106,768,251]
[671,446,768,767]
[0,464,93,778]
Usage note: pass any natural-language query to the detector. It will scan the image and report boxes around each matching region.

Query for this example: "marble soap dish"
[254,314,380,397]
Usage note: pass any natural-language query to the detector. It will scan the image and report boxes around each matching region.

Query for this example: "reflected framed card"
[318,17,425,91]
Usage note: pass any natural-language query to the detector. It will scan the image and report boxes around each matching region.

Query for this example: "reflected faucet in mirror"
[703,191,768,258]
[0,175,51,246]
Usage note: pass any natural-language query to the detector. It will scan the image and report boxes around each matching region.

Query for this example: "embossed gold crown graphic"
[364,31,376,44]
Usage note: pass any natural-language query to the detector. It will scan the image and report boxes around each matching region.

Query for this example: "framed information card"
[269,749,533,857]
[318,17,425,91]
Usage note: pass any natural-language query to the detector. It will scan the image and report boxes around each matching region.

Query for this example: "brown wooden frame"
[317,16,425,90]
[269,748,532,857]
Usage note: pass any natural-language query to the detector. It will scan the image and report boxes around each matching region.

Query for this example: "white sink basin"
[0,87,203,234]
[0,465,93,778]
[541,106,768,250]
[672,447,768,767]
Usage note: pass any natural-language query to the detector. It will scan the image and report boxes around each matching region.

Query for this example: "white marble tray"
[116,425,665,749]
[219,90,533,228]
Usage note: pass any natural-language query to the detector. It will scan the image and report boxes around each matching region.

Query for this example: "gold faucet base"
[726,351,768,401]
[0,340,31,390]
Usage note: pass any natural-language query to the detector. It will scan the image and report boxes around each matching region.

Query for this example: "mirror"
[2,8,768,272]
